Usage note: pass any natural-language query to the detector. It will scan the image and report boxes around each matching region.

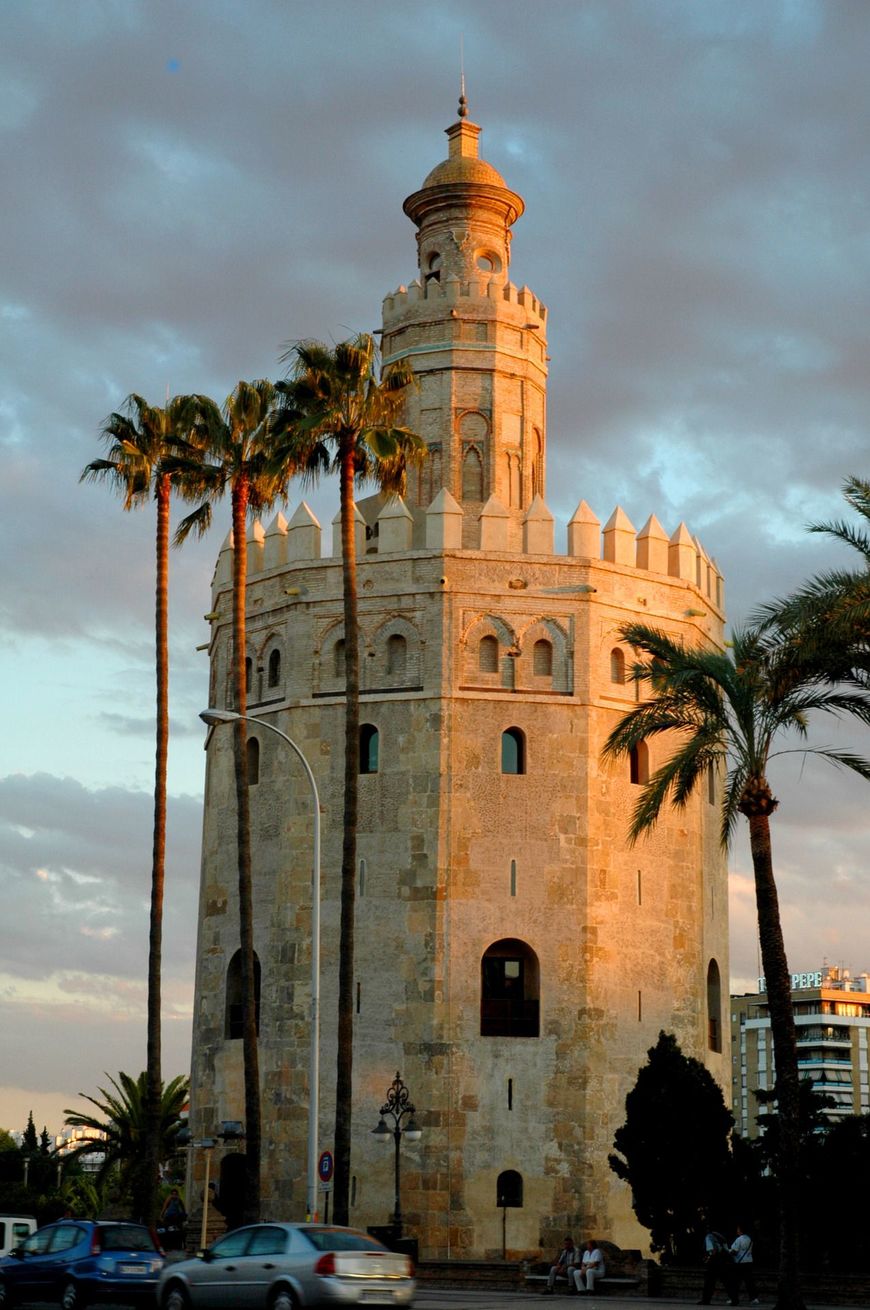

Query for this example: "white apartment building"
[731,965,870,1137]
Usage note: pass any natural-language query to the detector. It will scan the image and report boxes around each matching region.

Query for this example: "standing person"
[573,1240,606,1294]
[697,1227,735,1305]
[542,1235,577,1294]
[730,1225,759,1305]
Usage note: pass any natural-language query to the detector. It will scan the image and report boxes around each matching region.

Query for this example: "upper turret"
[402,96,524,287]
[383,101,548,534]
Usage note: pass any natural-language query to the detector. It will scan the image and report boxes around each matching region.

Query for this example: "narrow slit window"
[510,859,517,897]
[507,1077,513,1110]
[707,959,722,1052]
[359,858,366,896]
[356,981,361,1015]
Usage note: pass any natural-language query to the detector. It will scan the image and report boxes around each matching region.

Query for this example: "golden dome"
[421,154,507,190]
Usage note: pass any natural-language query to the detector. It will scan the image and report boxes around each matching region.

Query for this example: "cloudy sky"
[3,0,870,1136]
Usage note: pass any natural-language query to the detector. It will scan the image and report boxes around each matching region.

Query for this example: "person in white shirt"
[572,1240,606,1294]
[730,1225,759,1305]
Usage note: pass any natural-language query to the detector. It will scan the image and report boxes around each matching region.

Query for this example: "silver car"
[157,1224,414,1309]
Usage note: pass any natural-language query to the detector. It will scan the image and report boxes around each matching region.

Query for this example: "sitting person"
[572,1239,606,1294]
[543,1235,578,1293]
[159,1187,187,1250]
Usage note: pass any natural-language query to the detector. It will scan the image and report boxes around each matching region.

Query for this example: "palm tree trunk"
[333,435,359,1227]
[746,811,805,1310]
[231,477,261,1224]
[142,473,170,1225]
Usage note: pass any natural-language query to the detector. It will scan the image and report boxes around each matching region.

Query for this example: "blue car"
[0,1219,164,1310]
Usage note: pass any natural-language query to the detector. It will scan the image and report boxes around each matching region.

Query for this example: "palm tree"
[80,393,198,1225]
[61,1072,188,1217]
[171,379,288,1224]
[270,335,423,1224]
[602,624,870,1310]
[756,475,870,665]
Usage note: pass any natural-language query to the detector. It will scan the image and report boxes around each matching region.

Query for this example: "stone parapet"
[221,491,724,614]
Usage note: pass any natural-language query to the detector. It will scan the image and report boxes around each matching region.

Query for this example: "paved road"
[18,1296,851,1310]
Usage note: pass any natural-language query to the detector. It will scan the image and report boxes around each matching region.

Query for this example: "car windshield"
[99,1225,158,1252]
[301,1228,387,1253]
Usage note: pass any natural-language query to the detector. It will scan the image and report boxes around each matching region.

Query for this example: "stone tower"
[187,101,729,1260]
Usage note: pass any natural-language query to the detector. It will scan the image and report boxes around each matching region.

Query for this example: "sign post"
[318,1150,334,1225]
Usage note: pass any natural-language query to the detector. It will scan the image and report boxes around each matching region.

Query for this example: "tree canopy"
[609,1030,734,1263]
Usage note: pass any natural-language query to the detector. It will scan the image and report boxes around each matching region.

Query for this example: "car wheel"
[269,1287,298,1310]
[162,1283,190,1310]
[0,1277,16,1309]
[60,1281,85,1310]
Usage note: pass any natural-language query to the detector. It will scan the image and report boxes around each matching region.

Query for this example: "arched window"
[333,639,346,679]
[501,727,526,775]
[386,633,407,676]
[246,737,260,786]
[359,724,379,774]
[267,648,281,688]
[533,639,552,677]
[481,938,540,1037]
[497,1170,523,1208]
[462,446,484,501]
[629,740,649,785]
[707,958,722,1052]
[610,648,626,684]
[225,949,261,1040]
[479,635,499,673]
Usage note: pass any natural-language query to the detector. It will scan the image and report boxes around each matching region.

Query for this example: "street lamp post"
[197,1138,216,1249]
[371,1071,422,1238]
[200,707,321,1221]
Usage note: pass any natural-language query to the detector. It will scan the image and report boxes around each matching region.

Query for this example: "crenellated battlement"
[382,273,547,328]
[212,490,723,611]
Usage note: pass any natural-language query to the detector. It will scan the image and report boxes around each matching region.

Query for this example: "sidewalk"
[413,1290,854,1310]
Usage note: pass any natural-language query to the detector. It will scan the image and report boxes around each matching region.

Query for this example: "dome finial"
[458,34,468,118]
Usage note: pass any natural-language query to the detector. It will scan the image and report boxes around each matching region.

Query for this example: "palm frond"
[174,501,212,544]
[809,748,870,780]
